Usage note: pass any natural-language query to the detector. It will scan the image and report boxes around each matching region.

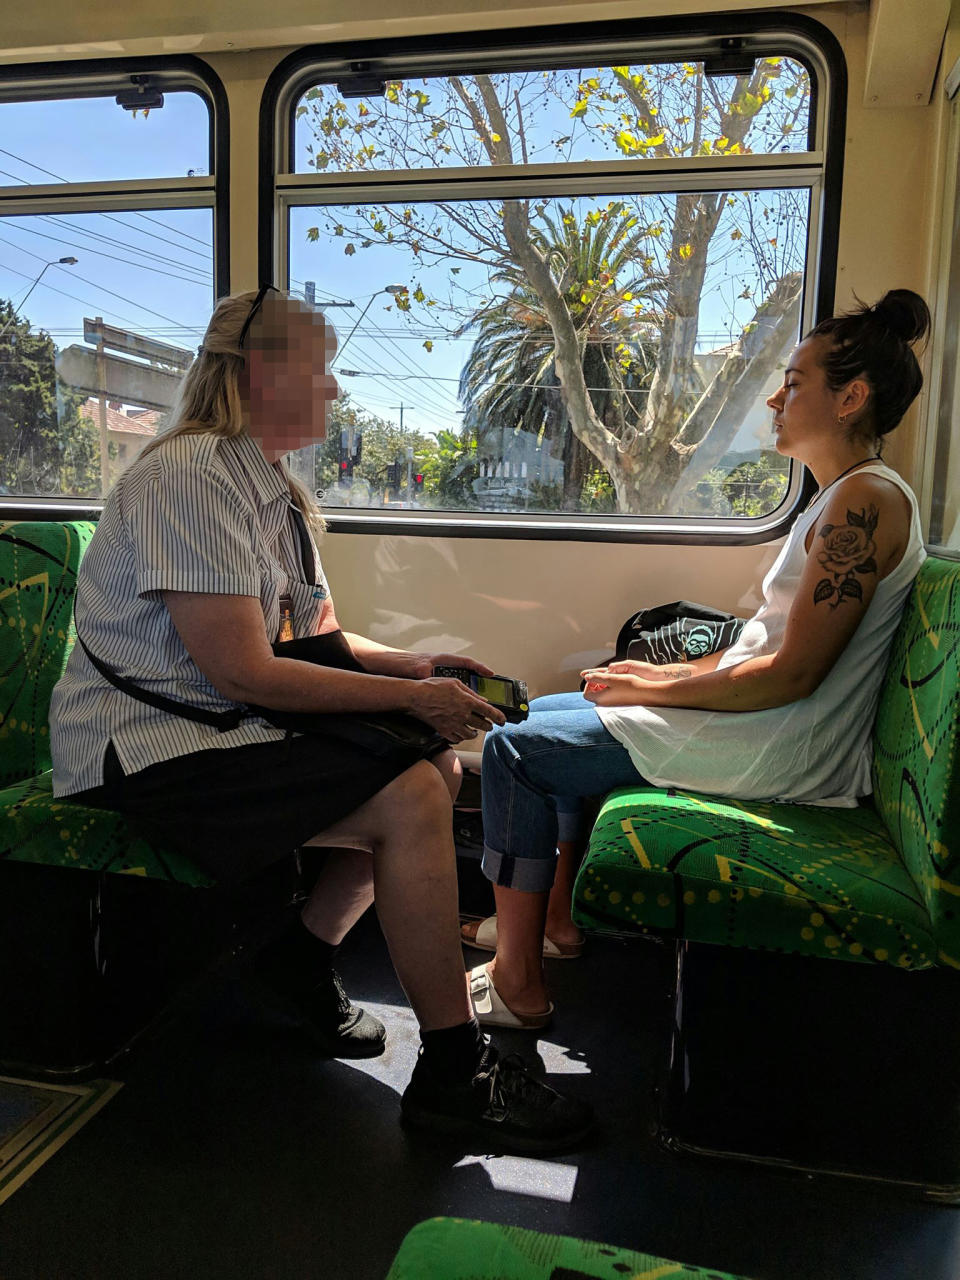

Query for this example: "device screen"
[475,675,516,706]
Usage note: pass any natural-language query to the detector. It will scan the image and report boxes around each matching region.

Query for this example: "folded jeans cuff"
[481,843,557,892]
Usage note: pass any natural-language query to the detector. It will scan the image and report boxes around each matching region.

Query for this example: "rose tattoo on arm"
[813,505,879,609]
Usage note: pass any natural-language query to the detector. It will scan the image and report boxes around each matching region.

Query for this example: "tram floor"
[0,877,958,1280]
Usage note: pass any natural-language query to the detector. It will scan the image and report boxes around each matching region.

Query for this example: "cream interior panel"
[320,531,780,695]
[1,0,837,63]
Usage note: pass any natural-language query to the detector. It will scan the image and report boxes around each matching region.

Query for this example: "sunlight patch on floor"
[537,1038,592,1075]
[454,1153,579,1202]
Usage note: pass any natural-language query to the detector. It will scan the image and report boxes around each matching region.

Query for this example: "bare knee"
[365,759,453,835]
[430,748,463,803]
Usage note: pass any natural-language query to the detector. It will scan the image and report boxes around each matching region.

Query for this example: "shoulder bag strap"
[73,615,246,733]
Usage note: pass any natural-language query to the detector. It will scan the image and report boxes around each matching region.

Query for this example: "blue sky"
[0,92,214,354]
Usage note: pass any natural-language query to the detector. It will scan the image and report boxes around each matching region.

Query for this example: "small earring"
[837,414,847,428]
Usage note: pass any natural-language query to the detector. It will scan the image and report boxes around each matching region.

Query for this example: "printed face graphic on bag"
[243,298,340,457]
[683,625,713,657]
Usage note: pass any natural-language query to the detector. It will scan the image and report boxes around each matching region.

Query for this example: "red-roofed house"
[80,399,162,481]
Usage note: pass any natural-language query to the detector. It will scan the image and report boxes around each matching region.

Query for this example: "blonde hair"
[140,290,323,529]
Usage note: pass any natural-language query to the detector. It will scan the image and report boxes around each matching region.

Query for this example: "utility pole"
[94,317,110,497]
[390,404,411,503]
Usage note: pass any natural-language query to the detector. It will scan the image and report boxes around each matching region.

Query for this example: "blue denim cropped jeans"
[479,692,643,893]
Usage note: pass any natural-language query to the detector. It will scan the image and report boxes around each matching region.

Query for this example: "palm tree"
[458,201,661,509]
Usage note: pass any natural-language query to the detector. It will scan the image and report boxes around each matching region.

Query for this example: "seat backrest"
[872,556,960,965]
[0,521,95,786]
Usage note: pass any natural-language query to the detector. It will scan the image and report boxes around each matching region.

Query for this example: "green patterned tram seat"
[570,556,960,1194]
[385,1218,754,1280]
[0,521,228,1077]
[0,520,211,887]
[573,556,960,970]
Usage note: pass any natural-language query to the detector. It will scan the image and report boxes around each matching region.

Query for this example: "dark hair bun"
[871,289,931,345]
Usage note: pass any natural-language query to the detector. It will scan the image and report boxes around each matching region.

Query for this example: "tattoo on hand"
[670,665,694,679]
[813,505,879,609]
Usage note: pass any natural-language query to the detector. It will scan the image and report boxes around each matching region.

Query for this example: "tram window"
[0,76,217,505]
[0,91,211,185]
[275,36,838,532]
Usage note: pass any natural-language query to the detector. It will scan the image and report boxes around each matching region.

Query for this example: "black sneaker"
[400,1043,596,1153]
[253,962,387,1060]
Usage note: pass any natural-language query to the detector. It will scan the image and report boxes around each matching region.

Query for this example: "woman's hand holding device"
[410,675,506,742]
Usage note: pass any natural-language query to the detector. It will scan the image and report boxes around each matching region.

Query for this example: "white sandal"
[461,914,584,960]
[468,963,553,1030]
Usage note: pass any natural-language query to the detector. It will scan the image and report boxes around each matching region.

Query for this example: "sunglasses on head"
[237,283,279,350]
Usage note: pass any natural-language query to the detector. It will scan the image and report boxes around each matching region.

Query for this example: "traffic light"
[386,461,400,487]
[338,429,353,488]
[353,432,362,466]
[413,472,424,492]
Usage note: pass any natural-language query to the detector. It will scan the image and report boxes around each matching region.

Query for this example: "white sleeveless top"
[597,463,926,806]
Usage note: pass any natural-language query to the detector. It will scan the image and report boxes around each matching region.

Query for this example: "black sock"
[257,916,339,998]
[420,1018,487,1084]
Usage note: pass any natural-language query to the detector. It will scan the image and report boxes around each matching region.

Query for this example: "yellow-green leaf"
[422,340,433,352]
[678,243,693,260]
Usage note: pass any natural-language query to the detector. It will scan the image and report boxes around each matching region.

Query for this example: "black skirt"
[75,735,444,884]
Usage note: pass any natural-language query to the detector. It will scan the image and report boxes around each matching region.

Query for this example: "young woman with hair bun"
[464,289,931,1031]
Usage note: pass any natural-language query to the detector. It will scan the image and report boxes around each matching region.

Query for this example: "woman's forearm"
[342,632,405,664]
[590,652,814,713]
[220,654,421,715]
[655,649,728,680]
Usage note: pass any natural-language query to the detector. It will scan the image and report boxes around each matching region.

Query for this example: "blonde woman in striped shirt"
[49,287,594,1154]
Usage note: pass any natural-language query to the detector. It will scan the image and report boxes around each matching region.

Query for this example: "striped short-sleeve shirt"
[50,431,334,796]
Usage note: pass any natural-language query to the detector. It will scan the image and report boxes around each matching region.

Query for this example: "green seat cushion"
[385,1218,753,1280]
[0,520,95,785]
[872,556,960,966]
[573,786,935,970]
[0,771,212,886]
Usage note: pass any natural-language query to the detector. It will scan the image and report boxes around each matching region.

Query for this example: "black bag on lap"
[613,600,745,665]
[255,630,446,758]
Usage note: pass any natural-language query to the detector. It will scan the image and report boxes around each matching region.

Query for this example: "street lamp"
[0,257,79,339]
[335,284,406,361]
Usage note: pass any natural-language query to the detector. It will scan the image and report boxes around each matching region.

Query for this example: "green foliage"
[0,300,96,496]
[312,394,464,506]
[419,427,479,509]
[459,201,658,426]
[688,452,790,517]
